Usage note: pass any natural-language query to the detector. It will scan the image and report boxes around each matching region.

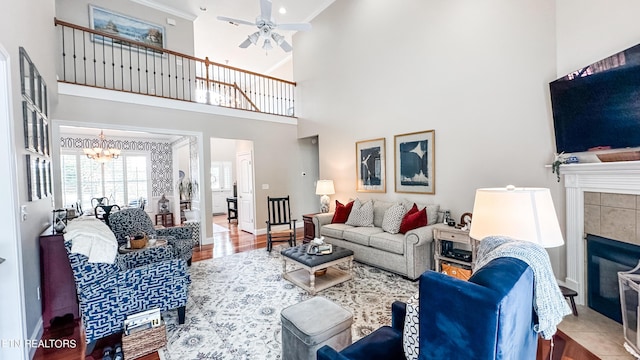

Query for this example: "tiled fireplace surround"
[561,161,640,306]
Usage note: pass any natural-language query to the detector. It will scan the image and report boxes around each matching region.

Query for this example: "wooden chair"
[266,196,297,252]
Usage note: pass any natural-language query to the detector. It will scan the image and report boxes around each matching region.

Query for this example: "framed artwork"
[19,47,33,104]
[39,75,48,116]
[26,154,38,201]
[394,130,436,194]
[22,101,37,152]
[89,5,165,50]
[355,138,386,192]
[40,116,49,156]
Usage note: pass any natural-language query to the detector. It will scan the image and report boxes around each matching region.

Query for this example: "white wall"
[294,0,564,271]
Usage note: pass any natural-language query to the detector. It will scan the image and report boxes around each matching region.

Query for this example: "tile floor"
[559,305,637,359]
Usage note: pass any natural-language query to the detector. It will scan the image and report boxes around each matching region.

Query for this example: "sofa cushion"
[373,200,394,228]
[332,200,354,224]
[399,208,427,234]
[369,232,405,255]
[382,203,407,234]
[321,223,353,239]
[345,199,374,227]
[342,227,384,246]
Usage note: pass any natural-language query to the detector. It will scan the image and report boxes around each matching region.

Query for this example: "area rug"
[159,246,418,359]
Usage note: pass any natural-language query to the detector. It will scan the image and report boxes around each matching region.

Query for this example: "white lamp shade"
[315,180,335,195]
[469,186,564,248]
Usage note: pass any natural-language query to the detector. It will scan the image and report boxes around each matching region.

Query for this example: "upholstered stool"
[281,296,353,360]
[559,285,578,316]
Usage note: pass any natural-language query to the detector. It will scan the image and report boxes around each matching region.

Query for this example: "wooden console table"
[39,227,79,328]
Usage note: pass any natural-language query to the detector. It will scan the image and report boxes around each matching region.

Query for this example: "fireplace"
[587,234,640,323]
[561,161,640,306]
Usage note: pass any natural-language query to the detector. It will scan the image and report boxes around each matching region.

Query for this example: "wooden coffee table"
[281,244,354,295]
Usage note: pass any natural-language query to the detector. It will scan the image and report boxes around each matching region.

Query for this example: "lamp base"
[320,194,330,213]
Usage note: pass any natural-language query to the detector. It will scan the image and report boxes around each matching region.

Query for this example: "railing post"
[205,56,211,105]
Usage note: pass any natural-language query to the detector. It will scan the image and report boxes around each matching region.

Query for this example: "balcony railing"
[54,18,296,117]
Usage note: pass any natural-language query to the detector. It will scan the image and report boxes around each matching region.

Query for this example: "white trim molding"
[561,161,640,305]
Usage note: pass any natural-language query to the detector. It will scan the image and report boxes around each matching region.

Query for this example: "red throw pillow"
[399,207,427,234]
[405,203,419,216]
[331,200,354,223]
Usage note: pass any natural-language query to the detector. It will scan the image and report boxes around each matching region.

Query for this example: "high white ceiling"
[134,0,335,77]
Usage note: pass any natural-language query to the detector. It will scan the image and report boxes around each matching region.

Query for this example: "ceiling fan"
[217,0,311,52]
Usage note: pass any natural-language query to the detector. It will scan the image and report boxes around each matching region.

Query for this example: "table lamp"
[315,180,335,213]
[469,185,564,248]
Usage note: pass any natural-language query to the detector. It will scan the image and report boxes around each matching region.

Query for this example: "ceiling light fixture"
[83,130,121,163]
[279,7,287,14]
[262,38,273,51]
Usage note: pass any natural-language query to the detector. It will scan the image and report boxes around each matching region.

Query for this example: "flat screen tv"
[549,43,640,154]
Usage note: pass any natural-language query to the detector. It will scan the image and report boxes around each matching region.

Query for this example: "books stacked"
[123,308,162,335]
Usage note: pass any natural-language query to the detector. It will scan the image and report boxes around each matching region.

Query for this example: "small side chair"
[266,196,297,252]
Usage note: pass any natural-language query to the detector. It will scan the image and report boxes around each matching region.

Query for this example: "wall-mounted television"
[549,43,640,154]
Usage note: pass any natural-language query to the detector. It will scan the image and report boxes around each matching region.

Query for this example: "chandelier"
[83,130,121,163]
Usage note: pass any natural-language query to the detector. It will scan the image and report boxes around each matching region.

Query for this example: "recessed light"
[279,7,287,14]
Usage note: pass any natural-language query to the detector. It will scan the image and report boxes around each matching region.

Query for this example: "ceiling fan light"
[248,32,260,45]
[263,39,273,51]
[271,33,284,45]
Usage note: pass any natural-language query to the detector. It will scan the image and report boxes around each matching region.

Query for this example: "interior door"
[237,152,255,233]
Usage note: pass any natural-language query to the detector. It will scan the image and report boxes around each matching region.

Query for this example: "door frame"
[0,43,29,359]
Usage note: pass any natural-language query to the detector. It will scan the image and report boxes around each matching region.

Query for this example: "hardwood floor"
[34,215,596,360]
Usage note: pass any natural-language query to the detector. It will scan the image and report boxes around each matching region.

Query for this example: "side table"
[302,213,319,243]
[155,212,174,227]
[433,223,476,275]
[226,197,238,223]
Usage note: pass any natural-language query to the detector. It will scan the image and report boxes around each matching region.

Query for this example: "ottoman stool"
[281,296,353,360]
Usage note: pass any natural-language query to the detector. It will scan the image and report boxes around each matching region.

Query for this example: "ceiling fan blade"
[260,0,273,21]
[239,38,253,48]
[216,16,255,26]
[278,39,292,52]
[276,23,312,31]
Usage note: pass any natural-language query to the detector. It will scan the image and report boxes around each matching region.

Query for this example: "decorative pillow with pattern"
[345,199,374,227]
[403,292,419,360]
[382,203,407,234]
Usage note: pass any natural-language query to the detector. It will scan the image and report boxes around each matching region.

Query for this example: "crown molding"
[130,0,198,21]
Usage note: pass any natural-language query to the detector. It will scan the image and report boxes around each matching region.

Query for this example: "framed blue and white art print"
[394,130,435,194]
[356,138,386,193]
[89,5,165,49]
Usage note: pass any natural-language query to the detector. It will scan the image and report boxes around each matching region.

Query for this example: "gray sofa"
[312,200,439,280]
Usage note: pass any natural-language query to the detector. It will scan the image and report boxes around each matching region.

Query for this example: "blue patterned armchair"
[108,208,196,265]
[64,240,190,354]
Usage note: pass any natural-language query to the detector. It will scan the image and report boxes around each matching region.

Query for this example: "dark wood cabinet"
[39,227,79,328]
[302,213,319,243]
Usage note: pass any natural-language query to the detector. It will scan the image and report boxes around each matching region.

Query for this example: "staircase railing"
[54,18,296,117]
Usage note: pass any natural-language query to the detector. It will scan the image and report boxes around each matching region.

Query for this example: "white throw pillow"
[345,199,374,227]
[382,203,407,234]
[403,292,419,360]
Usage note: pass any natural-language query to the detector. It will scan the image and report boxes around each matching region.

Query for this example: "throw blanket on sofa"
[474,236,572,339]
[64,217,118,264]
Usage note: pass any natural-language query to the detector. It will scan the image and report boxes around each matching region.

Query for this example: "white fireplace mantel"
[561,161,640,304]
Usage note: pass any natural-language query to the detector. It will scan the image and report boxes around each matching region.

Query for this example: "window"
[61,152,149,208]
[211,161,232,191]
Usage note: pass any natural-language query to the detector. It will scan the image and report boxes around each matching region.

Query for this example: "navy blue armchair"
[318,257,537,360]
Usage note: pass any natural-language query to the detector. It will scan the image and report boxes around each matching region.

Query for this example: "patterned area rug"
[160,246,418,359]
